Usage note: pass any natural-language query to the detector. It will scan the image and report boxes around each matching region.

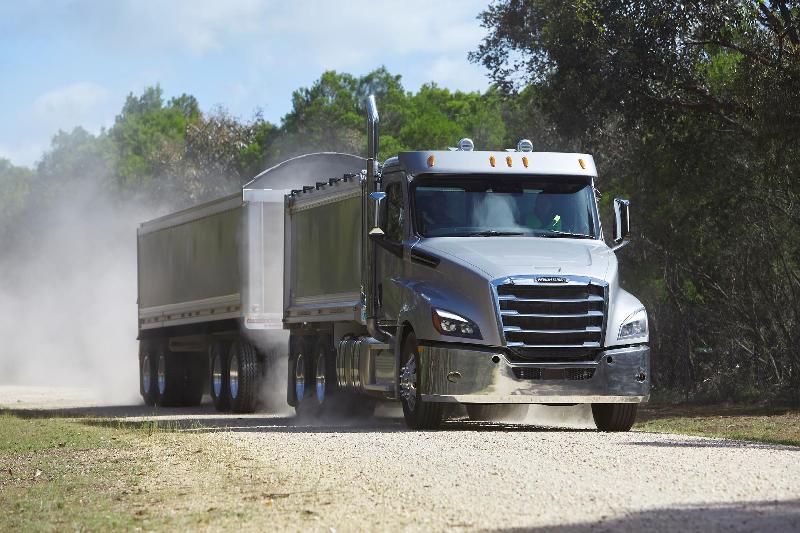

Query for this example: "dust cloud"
[247,332,293,416]
[0,179,158,405]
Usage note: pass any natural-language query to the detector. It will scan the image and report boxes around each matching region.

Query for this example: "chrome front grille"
[496,278,607,354]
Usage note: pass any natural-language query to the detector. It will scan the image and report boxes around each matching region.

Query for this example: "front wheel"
[592,403,638,432]
[400,333,443,430]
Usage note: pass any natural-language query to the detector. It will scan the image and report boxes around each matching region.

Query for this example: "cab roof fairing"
[390,151,598,178]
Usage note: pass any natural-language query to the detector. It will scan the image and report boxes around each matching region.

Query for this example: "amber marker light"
[489,155,496,167]
[506,156,513,167]
[427,155,435,167]
[522,156,529,168]
[578,158,586,169]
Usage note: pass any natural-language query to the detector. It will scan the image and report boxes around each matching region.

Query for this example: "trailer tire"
[400,332,443,430]
[154,343,184,407]
[293,336,323,419]
[591,403,638,432]
[228,339,261,413]
[287,335,303,408]
[139,341,157,406]
[209,342,231,411]
[466,404,528,422]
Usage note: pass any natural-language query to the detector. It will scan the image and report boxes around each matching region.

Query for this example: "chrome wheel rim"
[157,354,166,395]
[315,353,326,404]
[400,356,417,412]
[229,353,239,400]
[212,352,223,398]
[294,354,305,402]
[142,354,152,393]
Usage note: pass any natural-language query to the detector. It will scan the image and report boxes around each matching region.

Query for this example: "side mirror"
[612,198,631,251]
[369,191,387,236]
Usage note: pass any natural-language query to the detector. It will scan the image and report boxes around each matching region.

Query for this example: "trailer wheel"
[466,404,529,423]
[287,335,303,407]
[293,336,324,419]
[400,332,443,430]
[228,339,261,413]
[209,342,230,411]
[139,341,157,406]
[154,344,183,407]
[592,403,638,432]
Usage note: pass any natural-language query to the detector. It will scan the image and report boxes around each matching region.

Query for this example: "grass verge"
[636,404,800,446]
[0,411,275,531]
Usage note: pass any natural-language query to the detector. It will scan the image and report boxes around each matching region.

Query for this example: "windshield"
[412,175,598,238]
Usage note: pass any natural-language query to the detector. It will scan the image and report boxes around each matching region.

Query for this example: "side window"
[384,182,404,242]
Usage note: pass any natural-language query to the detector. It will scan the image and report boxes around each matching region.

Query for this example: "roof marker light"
[427,155,435,167]
[522,156,529,168]
[517,139,534,152]
[489,155,496,167]
[578,158,586,169]
[506,156,513,167]
[458,138,474,151]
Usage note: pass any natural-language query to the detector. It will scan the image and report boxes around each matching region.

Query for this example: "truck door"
[377,176,406,321]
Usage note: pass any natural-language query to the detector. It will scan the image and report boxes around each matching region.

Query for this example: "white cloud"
[0,82,116,167]
[259,0,488,70]
[426,56,490,92]
[32,82,110,122]
[0,140,47,168]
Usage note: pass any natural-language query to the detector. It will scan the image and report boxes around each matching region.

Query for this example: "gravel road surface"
[2,386,799,532]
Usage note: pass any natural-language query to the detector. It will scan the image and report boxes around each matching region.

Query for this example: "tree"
[110,85,200,191]
[473,0,800,400]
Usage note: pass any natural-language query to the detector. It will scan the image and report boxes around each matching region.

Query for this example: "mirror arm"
[611,239,630,252]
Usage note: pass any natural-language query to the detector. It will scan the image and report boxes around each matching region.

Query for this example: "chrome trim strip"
[501,310,603,318]
[139,293,240,318]
[138,194,241,235]
[506,341,602,348]
[422,394,648,404]
[503,326,602,334]
[498,295,604,303]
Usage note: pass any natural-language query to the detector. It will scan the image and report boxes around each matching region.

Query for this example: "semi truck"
[137,96,650,430]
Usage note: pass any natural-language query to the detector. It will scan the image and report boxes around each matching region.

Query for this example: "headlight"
[431,308,482,339]
[618,307,648,340]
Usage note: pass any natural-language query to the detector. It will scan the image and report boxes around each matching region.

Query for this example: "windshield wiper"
[466,230,525,237]
[536,231,594,239]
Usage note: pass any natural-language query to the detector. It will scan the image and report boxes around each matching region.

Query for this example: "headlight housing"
[431,308,482,339]
[618,307,648,340]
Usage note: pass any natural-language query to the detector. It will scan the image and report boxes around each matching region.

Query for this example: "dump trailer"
[137,96,650,430]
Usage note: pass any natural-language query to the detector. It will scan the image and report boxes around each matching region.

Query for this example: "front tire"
[592,403,638,432]
[400,332,443,430]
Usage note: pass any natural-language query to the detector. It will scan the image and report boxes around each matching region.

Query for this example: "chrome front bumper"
[419,344,650,404]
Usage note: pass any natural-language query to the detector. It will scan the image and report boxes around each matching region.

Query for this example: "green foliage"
[110,85,200,190]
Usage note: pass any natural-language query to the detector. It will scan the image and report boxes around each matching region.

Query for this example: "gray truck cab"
[365,138,649,429]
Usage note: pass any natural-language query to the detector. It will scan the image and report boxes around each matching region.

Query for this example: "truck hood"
[418,237,612,281]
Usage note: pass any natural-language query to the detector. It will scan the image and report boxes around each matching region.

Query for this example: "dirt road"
[2,386,799,532]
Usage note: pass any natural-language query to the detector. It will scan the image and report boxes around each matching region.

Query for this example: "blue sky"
[0,0,492,168]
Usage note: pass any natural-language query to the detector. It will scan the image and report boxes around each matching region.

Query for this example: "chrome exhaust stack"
[364,95,392,345]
